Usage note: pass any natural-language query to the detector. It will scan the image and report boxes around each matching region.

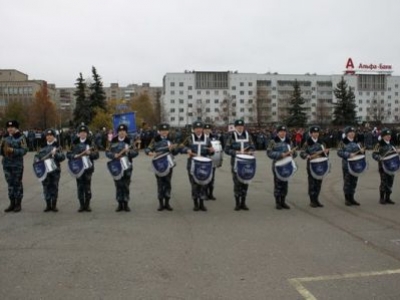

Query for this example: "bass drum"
[211,140,223,168]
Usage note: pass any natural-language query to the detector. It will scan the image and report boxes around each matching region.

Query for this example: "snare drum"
[347,155,368,177]
[309,157,330,180]
[382,154,400,175]
[234,154,256,184]
[67,158,85,178]
[274,156,297,181]
[44,158,57,174]
[190,156,213,185]
[210,140,223,168]
[107,159,124,180]
[152,152,174,177]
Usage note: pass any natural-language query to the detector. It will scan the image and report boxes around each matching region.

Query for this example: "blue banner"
[113,112,137,134]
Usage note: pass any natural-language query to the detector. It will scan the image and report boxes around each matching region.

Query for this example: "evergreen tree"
[332,77,357,125]
[286,80,307,127]
[89,66,106,111]
[73,72,91,126]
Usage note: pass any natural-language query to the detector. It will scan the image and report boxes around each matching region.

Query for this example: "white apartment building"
[161,60,400,127]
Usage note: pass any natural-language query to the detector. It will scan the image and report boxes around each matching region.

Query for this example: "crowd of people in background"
[0,125,399,152]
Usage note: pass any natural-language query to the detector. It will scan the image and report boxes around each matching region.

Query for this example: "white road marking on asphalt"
[289,268,400,300]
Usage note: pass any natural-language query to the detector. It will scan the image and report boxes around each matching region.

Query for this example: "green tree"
[130,93,157,128]
[286,80,307,127]
[3,101,27,128]
[29,82,58,129]
[332,77,357,125]
[73,72,90,126]
[89,66,106,111]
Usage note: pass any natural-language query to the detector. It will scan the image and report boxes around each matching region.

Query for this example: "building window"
[248,91,253,96]
[206,108,210,112]
[359,92,363,96]
[179,91,184,95]
[179,108,184,112]
[170,82,175,87]
[170,99,175,104]
[170,108,175,113]
[195,72,229,89]
[223,90,228,95]
[240,108,244,112]
[388,87,392,91]
[170,91,175,95]
[188,86,193,90]
[272,103,276,107]
[357,74,387,91]
[214,108,219,112]
[214,99,219,104]
[240,99,244,104]
[206,91,210,95]
[248,99,253,104]
[232,95,236,99]
[179,99,184,104]
[188,103,193,108]
[206,99,210,104]
[395,92,398,96]
[359,107,363,112]
[248,82,253,87]
[214,90,219,95]
[170,117,175,121]
[197,90,201,95]
[197,99,202,104]
[232,86,236,90]
[272,112,276,116]
[240,91,244,95]
[359,100,362,104]
[240,82,244,86]
[179,82,184,87]
[188,95,193,99]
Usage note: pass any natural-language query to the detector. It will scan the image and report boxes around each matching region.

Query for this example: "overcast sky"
[1,0,399,87]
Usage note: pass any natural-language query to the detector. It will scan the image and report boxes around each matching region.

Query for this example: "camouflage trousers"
[3,164,24,201]
[307,167,323,198]
[155,169,173,200]
[41,170,61,202]
[188,172,207,200]
[114,169,132,203]
[378,167,394,194]
[76,170,93,202]
[273,170,288,198]
[232,171,249,198]
[342,169,358,195]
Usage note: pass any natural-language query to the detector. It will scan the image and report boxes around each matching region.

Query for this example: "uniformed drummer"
[203,123,222,200]
[267,125,297,210]
[300,126,329,208]
[34,129,65,212]
[337,126,365,206]
[372,128,398,204]
[179,121,214,212]
[224,119,255,211]
[145,123,179,211]
[67,124,99,212]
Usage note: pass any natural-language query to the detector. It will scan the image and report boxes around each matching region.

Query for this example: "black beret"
[117,124,128,132]
[381,128,391,137]
[158,123,170,131]
[6,120,19,129]
[45,128,56,136]
[204,123,212,130]
[78,125,89,133]
[344,126,355,134]
[276,125,287,132]
[234,119,244,126]
[310,126,320,133]
[192,121,203,129]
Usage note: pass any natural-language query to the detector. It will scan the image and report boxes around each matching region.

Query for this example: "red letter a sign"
[346,58,355,69]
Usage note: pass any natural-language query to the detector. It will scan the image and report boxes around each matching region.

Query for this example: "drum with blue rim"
[107,159,124,180]
[274,156,297,181]
[382,153,400,175]
[347,155,368,177]
[310,157,330,180]
[68,158,85,178]
[234,154,256,184]
[152,152,174,177]
[190,156,213,185]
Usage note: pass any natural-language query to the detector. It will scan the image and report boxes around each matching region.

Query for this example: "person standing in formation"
[337,126,365,206]
[300,126,330,208]
[106,124,138,212]
[34,129,66,212]
[224,119,255,211]
[267,125,297,210]
[372,128,398,205]
[203,123,222,201]
[67,124,99,212]
[145,123,178,211]
[1,120,28,213]
[180,121,214,212]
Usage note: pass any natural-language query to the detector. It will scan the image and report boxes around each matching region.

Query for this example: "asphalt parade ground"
[1,150,400,300]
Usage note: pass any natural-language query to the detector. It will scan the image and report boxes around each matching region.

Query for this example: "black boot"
[234,196,241,211]
[315,197,324,207]
[350,194,360,206]
[309,196,318,208]
[345,194,352,206]
[379,191,386,205]
[157,198,164,211]
[240,197,249,211]
[116,202,123,212]
[275,196,282,210]
[4,200,15,213]
[44,200,51,212]
[385,192,395,204]
[193,198,199,211]
[85,199,92,212]
[13,199,22,212]
[78,199,85,212]
[124,201,131,212]
[52,199,58,212]
[281,196,290,209]
[208,187,216,200]
[199,199,207,211]
[164,198,173,211]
